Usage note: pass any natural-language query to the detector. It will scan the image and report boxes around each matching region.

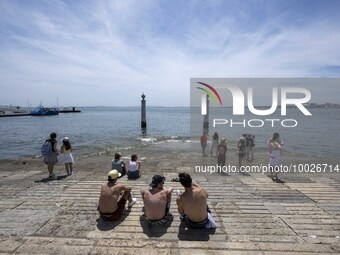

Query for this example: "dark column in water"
[141,93,147,128]
[203,95,209,132]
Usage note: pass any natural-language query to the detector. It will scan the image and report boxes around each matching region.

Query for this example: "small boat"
[31,106,59,116]
[13,106,28,114]
[59,107,81,113]
[0,106,30,117]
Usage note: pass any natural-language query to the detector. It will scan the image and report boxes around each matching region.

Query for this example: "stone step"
[19,237,333,255]
[1,174,340,254]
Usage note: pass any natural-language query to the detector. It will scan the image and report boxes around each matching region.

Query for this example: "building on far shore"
[304,103,340,109]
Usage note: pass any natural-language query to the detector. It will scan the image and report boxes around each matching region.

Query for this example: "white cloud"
[0,0,339,106]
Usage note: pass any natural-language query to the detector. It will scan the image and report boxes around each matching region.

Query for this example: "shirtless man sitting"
[141,175,173,226]
[176,172,215,228]
[98,169,137,221]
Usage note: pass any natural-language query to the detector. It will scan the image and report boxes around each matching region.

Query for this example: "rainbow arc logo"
[196,82,223,115]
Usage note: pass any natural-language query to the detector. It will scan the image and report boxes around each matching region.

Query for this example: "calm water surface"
[0,107,339,160]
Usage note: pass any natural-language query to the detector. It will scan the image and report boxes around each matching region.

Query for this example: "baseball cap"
[108,169,121,180]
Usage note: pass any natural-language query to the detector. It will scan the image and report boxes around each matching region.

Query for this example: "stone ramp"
[1,173,340,254]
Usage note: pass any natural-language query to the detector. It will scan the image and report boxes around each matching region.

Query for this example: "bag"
[205,212,217,229]
[41,139,52,155]
[238,139,246,150]
[217,145,226,156]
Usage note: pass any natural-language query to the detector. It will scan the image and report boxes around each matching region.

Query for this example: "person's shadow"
[177,220,216,241]
[139,213,174,237]
[96,208,131,231]
[127,175,141,181]
[35,174,68,183]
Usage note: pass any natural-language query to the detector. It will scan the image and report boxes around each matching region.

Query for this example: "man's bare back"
[99,182,129,213]
[177,186,208,222]
[143,187,172,220]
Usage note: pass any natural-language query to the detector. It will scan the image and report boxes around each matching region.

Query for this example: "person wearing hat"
[176,173,216,229]
[60,137,74,176]
[98,169,137,221]
[217,138,227,167]
[141,175,173,226]
[267,132,285,182]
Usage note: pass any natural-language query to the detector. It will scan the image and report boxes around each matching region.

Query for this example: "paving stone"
[179,250,262,255]
[96,239,174,248]
[0,200,24,211]
[0,238,23,253]
[331,243,340,252]
[0,209,56,236]
[35,214,98,238]
[177,241,261,250]
[16,237,94,254]
[226,235,303,243]
[90,247,176,255]
[264,203,289,214]
[257,242,335,253]
[1,162,340,254]
[262,252,334,255]
[303,236,340,244]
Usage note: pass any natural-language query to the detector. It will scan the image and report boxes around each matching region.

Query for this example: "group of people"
[42,130,284,230]
[237,133,256,166]
[200,131,285,181]
[111,152,142,179]
[98,171,216,229]
[200,131,228,167]
[201,131,256,167]
[42,132,75,178]
[42,133,142,180]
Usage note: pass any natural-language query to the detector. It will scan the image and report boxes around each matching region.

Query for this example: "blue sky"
[1,0,340,107]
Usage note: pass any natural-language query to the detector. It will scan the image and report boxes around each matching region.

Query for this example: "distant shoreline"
[2,104,340,109]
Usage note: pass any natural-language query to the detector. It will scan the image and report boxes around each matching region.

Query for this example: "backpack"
[250,138,255,147]
[238,139,246,150]
[41,139,52,156]
[217,145,227,156]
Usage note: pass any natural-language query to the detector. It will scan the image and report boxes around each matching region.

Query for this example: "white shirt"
[128,161,138,172]
[269,149,281,166]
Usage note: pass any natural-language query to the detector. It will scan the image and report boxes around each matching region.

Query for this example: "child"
[127,154,141,179]
[217,138,227,167]
[60,137,74,175]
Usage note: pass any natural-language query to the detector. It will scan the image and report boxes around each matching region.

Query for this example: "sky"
[1,0,340,107]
